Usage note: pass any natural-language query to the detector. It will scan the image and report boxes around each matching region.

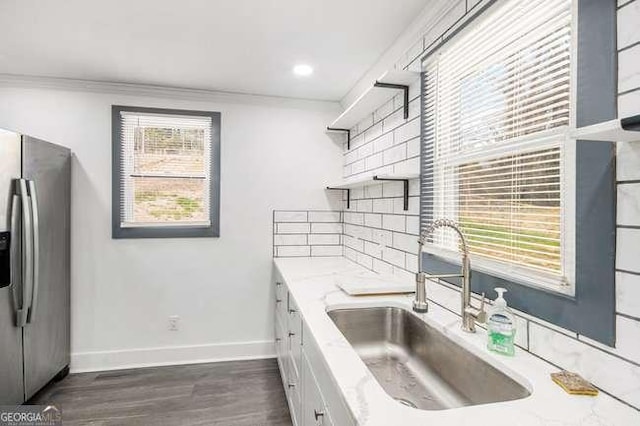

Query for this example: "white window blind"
[421,0,572,285]
[119,112,212,228]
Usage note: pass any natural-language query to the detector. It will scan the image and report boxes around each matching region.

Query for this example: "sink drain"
[394,397,417,409]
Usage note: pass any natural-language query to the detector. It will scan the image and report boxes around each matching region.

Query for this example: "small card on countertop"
[336,272,414,295]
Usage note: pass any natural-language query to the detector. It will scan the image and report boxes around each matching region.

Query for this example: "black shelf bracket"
[373,176,410,211]
[621,114,640,131]
[326,187,350,209]
[327,127,351,150]
[374,81,410,120]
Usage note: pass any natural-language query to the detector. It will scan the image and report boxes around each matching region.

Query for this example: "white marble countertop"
[274,257,640,426]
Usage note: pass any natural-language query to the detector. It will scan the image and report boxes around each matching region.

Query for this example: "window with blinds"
[118,110,213,229]
[421,0,573,288]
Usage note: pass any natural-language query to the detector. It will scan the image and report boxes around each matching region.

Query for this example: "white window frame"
[421,0,578,296]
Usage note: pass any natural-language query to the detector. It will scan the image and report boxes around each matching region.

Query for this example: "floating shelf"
[571,115,640,142]
[328,70,419,133]
[326,173,419,211]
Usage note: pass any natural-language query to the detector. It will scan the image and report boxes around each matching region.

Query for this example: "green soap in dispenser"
[487,288,516,356]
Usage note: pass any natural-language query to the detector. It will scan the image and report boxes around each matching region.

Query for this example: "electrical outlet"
[168,315,180,331]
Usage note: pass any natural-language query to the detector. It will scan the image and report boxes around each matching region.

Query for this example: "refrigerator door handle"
[27,180,39,324]
[9,193,21,318]
[16,179,33,328]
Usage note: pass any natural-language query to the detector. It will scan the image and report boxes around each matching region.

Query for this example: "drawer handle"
[314,410,324,421]
[276,299,282,303]
[275,337,282,342]
[276,282,282,286]
[288,331,295,337]
[289,308,296,314]
[288,383,295,389]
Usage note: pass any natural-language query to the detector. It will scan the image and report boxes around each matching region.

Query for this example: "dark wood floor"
[30,358,292,426]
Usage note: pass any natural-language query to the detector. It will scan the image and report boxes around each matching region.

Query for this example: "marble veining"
[275,257,640,425]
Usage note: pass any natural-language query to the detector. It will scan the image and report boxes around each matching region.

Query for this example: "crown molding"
[0,73,340,111]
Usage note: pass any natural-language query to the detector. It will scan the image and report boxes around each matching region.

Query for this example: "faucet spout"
[413,218,486,332]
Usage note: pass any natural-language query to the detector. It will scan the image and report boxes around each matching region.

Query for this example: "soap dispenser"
[487,287,516,356]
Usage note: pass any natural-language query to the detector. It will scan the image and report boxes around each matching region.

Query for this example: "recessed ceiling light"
[293,64,313,77]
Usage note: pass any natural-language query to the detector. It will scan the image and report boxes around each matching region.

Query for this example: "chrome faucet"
[413,218,486,333]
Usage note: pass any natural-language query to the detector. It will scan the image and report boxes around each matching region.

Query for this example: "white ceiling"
[0,0,430,101]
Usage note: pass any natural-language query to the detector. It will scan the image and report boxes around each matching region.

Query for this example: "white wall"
[0,77,343,372]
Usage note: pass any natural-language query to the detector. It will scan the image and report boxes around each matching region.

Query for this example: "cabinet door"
[302,352,333,426]
[287,295,303,377]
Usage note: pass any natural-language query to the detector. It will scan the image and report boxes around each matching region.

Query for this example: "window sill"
[421,245,575,298]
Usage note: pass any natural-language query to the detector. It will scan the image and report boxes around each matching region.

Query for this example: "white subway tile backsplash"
[394,118,421,144]
[618,184,640,226]
[344,149,358,165]
[345,246,357,262]
[374,99,395,123]
[406,216,420,236]
[618,1,640,49]
[529,322,640,409]
[383,247,406,268]
[311,245,343,257]
[370,229,392,247]
[382,109,405,133]
[277,246,311,257]
[274,211,307,222]
[578,315,640,365]
[406,136,420,158]
[393,232,416,253]
[393,156,420,175]
[617,141,640,181]
[311,223,343,234]
[617,228,640,272]
[364,213,382,228]
[619,44,640,93]
[308,234,341,245]
[382,181,405,198]
[373,132,394,153]
[383,214,406,232]
[616,272,640,318]
[364,240,383,258]
[383,144,407,165]
[274,234,308,246]
[356,199,373,213]
[356,252,374,270]
[364,122,383,143]
[373,258,394,275]
[365,152,383,170]
[619,86,640,119]
[372,198,395,214]
[308,211,341,223]
[350,159,365,175]
[344,212,365,225]
[277,223,310,234]
[394,197,419,215]
[365,183,383,199]
[344,235,364,251]
[358,141,374,159]
[406,253,418,273]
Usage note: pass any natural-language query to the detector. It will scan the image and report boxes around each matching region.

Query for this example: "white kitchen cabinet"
[302,351,334,426]
[273,269,355,426]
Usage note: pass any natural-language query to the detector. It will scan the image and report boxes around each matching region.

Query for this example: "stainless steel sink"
[327,307,530,410]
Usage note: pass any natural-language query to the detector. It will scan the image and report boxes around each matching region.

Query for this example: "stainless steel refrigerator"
[0,129,71,404]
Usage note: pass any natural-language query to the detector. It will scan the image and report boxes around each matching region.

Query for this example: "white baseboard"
[70,340,275,373]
